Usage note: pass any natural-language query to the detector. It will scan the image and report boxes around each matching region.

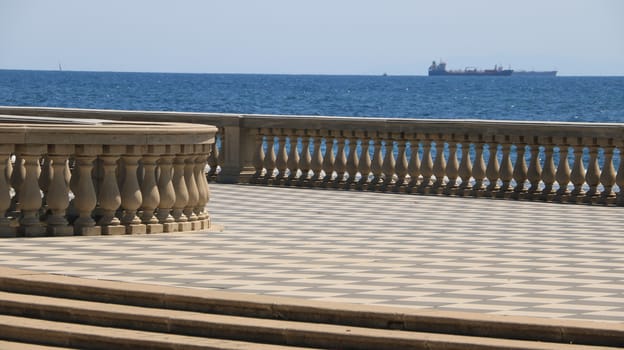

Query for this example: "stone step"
[0,340,76,350]
[0,293,620,350]
[0,315,313,350]
[0,291,618,350]
[1,267,622,348]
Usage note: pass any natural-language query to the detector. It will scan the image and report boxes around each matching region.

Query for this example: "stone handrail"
[0,115,217,237]
[1,106,622,206]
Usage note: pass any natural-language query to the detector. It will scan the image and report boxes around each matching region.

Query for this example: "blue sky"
[1,0,622,75]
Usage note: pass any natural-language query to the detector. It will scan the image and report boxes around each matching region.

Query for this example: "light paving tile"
[537,303,618,312]
[492,296,573,304]
[491,310,575,318]
[398,296,481,304]
[440,303,526,311]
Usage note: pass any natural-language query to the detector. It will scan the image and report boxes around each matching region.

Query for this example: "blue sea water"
[0,69,623,122]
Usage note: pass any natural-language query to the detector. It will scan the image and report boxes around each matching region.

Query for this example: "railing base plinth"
[162,223,178,233]
[0,223,18,238]
[48,226,74,237]
[217,168,256,184]
[494,190,514,199]
[20,225,46,237]
[125,224,147,235]
[177,222,192,232]
[189,221,202,231]
[443,187,460,196]
[76,226,101,236]
[102,226,127,235]
[146,223,164,234]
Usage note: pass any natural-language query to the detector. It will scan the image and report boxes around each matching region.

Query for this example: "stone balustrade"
[1,106,622,206]
[0,115,217,237]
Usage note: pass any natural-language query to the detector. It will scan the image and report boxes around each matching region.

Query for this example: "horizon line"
[1,67,624,77]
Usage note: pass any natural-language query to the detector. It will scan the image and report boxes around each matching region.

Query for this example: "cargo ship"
[428,60,513,76]
[512,70,557,77]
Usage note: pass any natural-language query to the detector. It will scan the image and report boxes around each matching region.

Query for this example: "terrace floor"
[1,183,623,323]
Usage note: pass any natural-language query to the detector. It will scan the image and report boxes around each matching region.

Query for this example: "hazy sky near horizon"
[1,0,623,75]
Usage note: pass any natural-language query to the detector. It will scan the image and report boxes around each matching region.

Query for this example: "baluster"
[15,145,45,236]
[599,143,616,204]
[395,138,408,189]
[526,143,542,199]
[540,142,556,200]
[358,136,372,188]
[252,131,265,182]
[584,142,601,202]
[217,130,225,172]
[172,147,190,231]
[382,136,396,187]
[432,139,446,191]
[311,135,324,182]
[322,135,335,182]
[333,135,347,184]
[458,140,473,195]
[206,138,219,179]
[472,141,486,196]
[498,142,514,196]
[287,133,300,183]
[512,143,528,198]
[38,155,51,211]
[445,141,459,195]
[275,132,289,182]
[616,145,624,206]
[194,144,211,229]
[346,134,359,185]
[555,144,572,201]
[485,142,500,195]
[0,145,15,236]
[10,154,24,213]
[407,137,421,189]
[419,138,434,193]
[264,132,277,183]
[45,148,73,236]
[298,134,312,183]
[156,147,177,232]
[96,145,124,235]
[184,146,199,226]
[569,143,586,201]
[120,145,145,234]
[370,135,383,188]
[73,145,101,236]
[141,145,163,233]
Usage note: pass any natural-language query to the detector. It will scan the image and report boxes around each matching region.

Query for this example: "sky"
[0,0,623,76]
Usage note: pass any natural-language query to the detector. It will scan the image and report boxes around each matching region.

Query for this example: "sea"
[1,70,623,123]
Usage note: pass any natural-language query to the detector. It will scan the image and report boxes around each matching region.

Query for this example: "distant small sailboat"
[58,63,63,71]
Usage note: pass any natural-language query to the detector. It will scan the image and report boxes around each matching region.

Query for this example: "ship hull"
[428,69,513,76]
[512,71,557,77]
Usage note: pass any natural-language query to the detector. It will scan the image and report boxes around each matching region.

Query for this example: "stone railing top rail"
[0,106,622,140]
[0,116,218,145]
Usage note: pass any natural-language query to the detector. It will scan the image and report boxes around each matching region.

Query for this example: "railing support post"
[217,123,258,184]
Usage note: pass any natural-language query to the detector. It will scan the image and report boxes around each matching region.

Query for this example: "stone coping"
[1,106,622,139]
[0,118,218,145]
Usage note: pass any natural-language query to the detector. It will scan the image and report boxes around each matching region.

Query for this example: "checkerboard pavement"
[1,183,623,323]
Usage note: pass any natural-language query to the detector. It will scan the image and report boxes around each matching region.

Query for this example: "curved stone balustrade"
[1,107,622,207]
[0,117,217,237]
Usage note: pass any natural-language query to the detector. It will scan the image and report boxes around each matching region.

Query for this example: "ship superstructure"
[428,61,513,76]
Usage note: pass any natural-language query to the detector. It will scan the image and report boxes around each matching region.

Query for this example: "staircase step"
[0,340,76,350]
[0,315,317,350]
[1,267,622,347]
[0,291,618,350]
